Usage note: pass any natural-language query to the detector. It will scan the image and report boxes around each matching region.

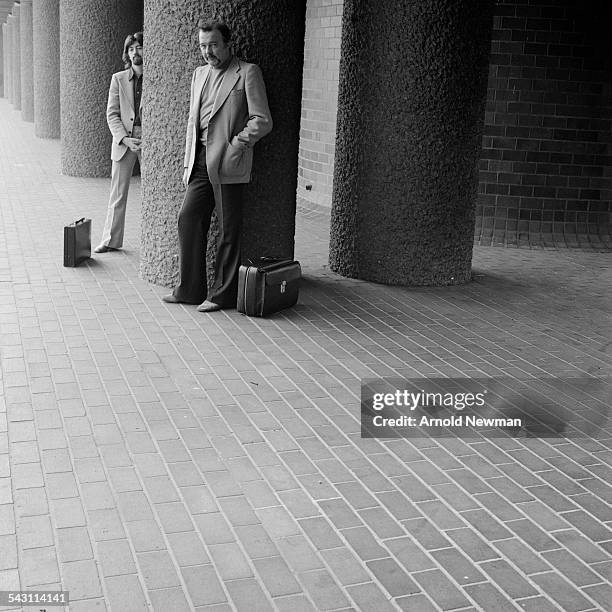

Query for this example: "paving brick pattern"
[0,99,611,611]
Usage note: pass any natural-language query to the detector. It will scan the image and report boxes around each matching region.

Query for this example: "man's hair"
[197,19,231,44]
[122,31,143,68]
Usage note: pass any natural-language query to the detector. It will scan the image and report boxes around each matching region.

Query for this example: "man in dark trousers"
[95,31,143,253]
[163,19,272,311]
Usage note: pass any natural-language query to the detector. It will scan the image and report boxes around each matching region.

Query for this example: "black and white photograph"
[0,1,610,611]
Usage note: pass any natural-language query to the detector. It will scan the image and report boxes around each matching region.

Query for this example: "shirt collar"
[128,67,142,81]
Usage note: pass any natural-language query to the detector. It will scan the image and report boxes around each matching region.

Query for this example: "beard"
[132,55,143,66]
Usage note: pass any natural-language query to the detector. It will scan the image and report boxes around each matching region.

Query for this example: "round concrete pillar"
[330,0,494,286]
[59,0,143,176]
[33,0,60,138]
[140,0,306,287]
[4,17,12,102]
[1,0,13,98]
[2,22,8,99]
[0,21,5,98]
[10,3,20,110]
[19,0,33,121]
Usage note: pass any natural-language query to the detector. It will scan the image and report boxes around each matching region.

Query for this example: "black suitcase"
[237,258,301,317]
[63,218,91,267]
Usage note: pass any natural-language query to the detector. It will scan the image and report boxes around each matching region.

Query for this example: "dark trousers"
[173,147,244,306]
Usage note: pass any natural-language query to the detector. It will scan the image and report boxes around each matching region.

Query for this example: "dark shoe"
[94,244,118,253]
[162,294,182,304]
[197,300,222,312]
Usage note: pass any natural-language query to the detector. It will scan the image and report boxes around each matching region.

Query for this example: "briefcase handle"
[75,218,86,224]
[248,256,288,266]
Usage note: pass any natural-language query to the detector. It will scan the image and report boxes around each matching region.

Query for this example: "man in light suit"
[163,20,272,311]
[95,32,143,253]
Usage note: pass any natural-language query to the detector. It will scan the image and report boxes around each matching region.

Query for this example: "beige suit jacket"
[184,57,272,185]
[106,69,142,162]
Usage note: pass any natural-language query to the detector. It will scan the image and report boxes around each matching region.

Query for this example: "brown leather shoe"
[196,300,222,312]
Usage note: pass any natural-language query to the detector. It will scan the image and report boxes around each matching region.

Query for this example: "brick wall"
[297,0,343,210]
[299,0,612,248]
[476,0,612,246]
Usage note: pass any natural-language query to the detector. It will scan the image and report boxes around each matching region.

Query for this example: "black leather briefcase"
[237,258,301,317]
[63,218,91,267]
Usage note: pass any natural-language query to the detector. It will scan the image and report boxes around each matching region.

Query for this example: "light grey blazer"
[106,69,142,162]
[183,56,272,185]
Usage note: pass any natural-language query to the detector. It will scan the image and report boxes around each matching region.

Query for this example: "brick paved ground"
[0,98,611,611]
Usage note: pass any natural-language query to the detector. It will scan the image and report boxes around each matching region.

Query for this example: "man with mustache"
[163,20,272,311]
[95,32,144,253]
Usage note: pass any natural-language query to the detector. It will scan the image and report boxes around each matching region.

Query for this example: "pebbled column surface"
[59,0,143,176]
[2,21,9,100]
[33,0,60,138]
[19,0,33,122]
[0,21,4,98]
[10,3,20,110]
[330,0,494,286]
[140,0,306,288]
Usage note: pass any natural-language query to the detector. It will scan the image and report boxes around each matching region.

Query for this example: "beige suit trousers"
[100,145,140,249]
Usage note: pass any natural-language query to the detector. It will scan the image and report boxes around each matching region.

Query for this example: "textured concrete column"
[33,0,60,138]
[330,0,494,286]
[19,0,33,121]
[141,0,306,286]
[1,22,7,98]
[10,3,20,110]
[60,0,143,176]
[4,17,12,102]
[0,0,11,97]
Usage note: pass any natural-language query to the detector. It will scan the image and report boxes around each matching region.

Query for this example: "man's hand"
[122,137,141,152]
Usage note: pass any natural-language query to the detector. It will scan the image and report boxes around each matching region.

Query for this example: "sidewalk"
[0,98,611,612]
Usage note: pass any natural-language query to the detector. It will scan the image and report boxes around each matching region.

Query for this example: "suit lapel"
[119,70,135,111]
[210,57,240,121]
